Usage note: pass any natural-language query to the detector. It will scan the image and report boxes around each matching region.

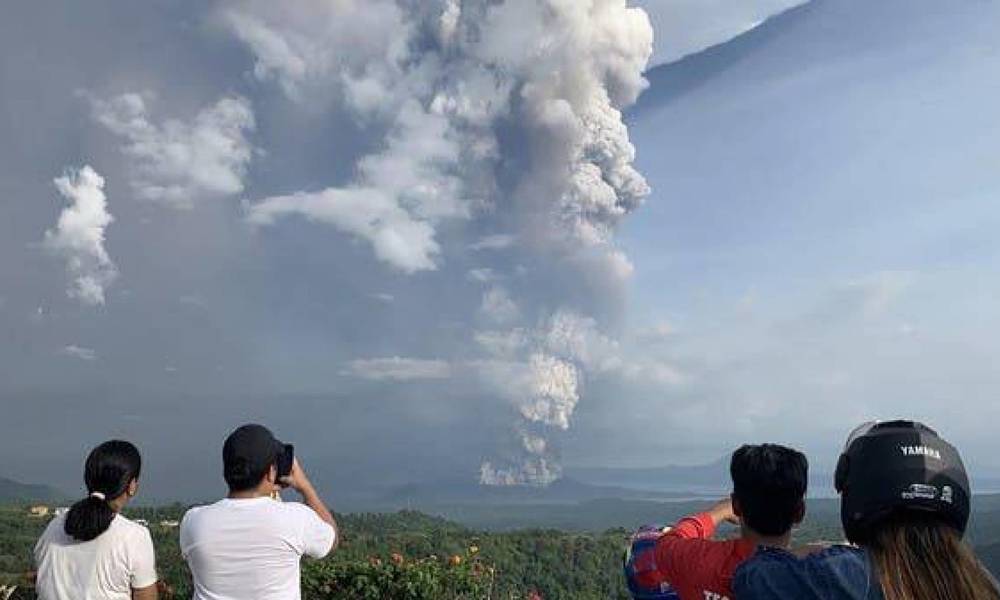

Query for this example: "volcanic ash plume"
[224,0,653,485]
[475,310,624,485]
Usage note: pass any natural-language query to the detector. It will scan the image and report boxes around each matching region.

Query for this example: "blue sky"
[1,0,999,498]
[605,0,1000,472]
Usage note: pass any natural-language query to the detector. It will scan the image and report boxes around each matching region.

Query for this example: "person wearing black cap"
[180,424,339,600]
[733,420,1000,600]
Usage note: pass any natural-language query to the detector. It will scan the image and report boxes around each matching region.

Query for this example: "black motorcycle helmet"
[835,420,970,544]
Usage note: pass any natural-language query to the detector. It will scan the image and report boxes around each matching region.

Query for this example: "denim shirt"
[733,545,884,600]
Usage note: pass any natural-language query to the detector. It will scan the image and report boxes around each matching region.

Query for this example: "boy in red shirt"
[653,444,808,600]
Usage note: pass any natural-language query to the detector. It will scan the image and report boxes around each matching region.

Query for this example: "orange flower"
[449,555,463,566]
[390,552,404,565]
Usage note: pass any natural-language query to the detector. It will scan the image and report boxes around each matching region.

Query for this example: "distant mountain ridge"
[0,476,66,503]
[630,0,819,115]
[335,476,694,513]
[567,457,847,497]
[566,456,730,490]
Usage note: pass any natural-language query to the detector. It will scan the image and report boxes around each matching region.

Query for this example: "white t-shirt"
[180,497,336,600]
[34,513,158,600]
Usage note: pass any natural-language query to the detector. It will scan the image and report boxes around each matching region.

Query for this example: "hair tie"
[89,491,107,501]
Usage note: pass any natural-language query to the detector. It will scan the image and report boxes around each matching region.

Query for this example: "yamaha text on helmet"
[834,419,970,544]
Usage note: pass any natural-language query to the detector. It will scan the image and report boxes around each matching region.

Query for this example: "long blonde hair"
[868,512,999,600]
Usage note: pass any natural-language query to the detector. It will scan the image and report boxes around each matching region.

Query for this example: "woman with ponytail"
[34,440,158,599]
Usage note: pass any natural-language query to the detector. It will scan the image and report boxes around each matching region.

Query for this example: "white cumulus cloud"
[479,286,520,324]
[470,234,516,251]
[44,166,117,306]
[467,268,498,283]
[247,100,464,273]
[90,93,255,208]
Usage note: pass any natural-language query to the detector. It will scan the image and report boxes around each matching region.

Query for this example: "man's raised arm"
[283,458,340,551]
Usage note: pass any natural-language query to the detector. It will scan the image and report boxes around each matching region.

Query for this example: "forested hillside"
[0,480,64,505]
[2,500,998,599]
[0,506,630,599]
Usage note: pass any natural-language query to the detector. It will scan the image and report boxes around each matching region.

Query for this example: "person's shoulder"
[114,514,144,531]
[815,544,863,556]
[180,500,223,528]
[806,544,871,578]
[181,502,212,516]
[749,544,862,564]
[804,544,865,565]
[677,536,753,556]
[733,546,797,593]
[669,534,750,549]
[657,532,752,569]
[275,500,319,521]
[736,545,875,598]
[38,513,67,541]
[740,546,797,569]
[737,544,864,579]
[111,514,154,543]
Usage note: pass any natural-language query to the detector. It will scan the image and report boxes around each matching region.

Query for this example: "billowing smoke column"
[476,310,625,485]
[226,0,653,485]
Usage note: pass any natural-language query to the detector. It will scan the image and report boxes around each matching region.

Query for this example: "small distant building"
[134,519,149,527]
[54,507,69,517]
[28,505,49,518]
[159,520,180,529]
